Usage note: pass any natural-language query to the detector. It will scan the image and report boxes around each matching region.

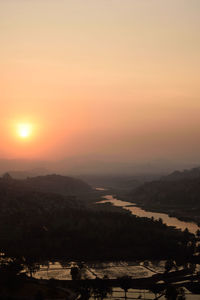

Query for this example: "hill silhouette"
[129,167,200,224]
[161,167,200,182]
[0,173,187,261]
[25,174,92,195]
[1,173,92,196]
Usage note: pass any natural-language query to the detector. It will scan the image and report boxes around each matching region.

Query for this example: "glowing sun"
[17,123,32,139]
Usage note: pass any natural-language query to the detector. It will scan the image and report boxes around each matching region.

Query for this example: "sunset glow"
[0,0,200,166]
[1,1,200,291]
[17,124,32,139]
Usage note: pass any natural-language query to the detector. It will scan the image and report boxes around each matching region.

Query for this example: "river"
[98,194,200,234]
[33,192,200,299]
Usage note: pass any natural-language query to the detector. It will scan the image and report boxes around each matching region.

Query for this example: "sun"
[17,123,32,139]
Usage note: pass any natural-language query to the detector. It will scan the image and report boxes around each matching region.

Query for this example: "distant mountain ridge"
[161,167,200,181]
[0,157,198,176]
[130,167,200,209]
[2,169,49,179]
[1,173,92,196]
[25,174,92,195]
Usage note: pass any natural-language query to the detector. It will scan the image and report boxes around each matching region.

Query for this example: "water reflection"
[98,195,200,234]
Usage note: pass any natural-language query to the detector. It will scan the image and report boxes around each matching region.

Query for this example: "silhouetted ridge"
[0,175,78,210]
[161,167,200,181]
[129,167,200,224]
[0,172,186,261]
[1,173,91,195]
[2,168,49,179]
[26,174,92,195]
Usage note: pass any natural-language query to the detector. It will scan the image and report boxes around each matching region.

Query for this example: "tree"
[118,276,132,300]
[23,257,40,278]
[79,286,92,300]
[70,267,80,280]
[196,229,200,240]
[92,277,112,300]
[0,259,23,291]
[177,287,186,300]
[2,172,12,180]
[165,285,178,300]
[165,260,174,273]
[165,286,186,300]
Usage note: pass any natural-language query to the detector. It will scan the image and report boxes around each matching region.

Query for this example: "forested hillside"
[129,167,200,224]
[0,174,188,262]
[1,173,92,195]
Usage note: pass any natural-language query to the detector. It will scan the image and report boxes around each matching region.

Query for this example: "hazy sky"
[1,0,200,164]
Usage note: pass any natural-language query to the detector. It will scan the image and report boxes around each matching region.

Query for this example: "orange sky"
[1,0,200,163]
